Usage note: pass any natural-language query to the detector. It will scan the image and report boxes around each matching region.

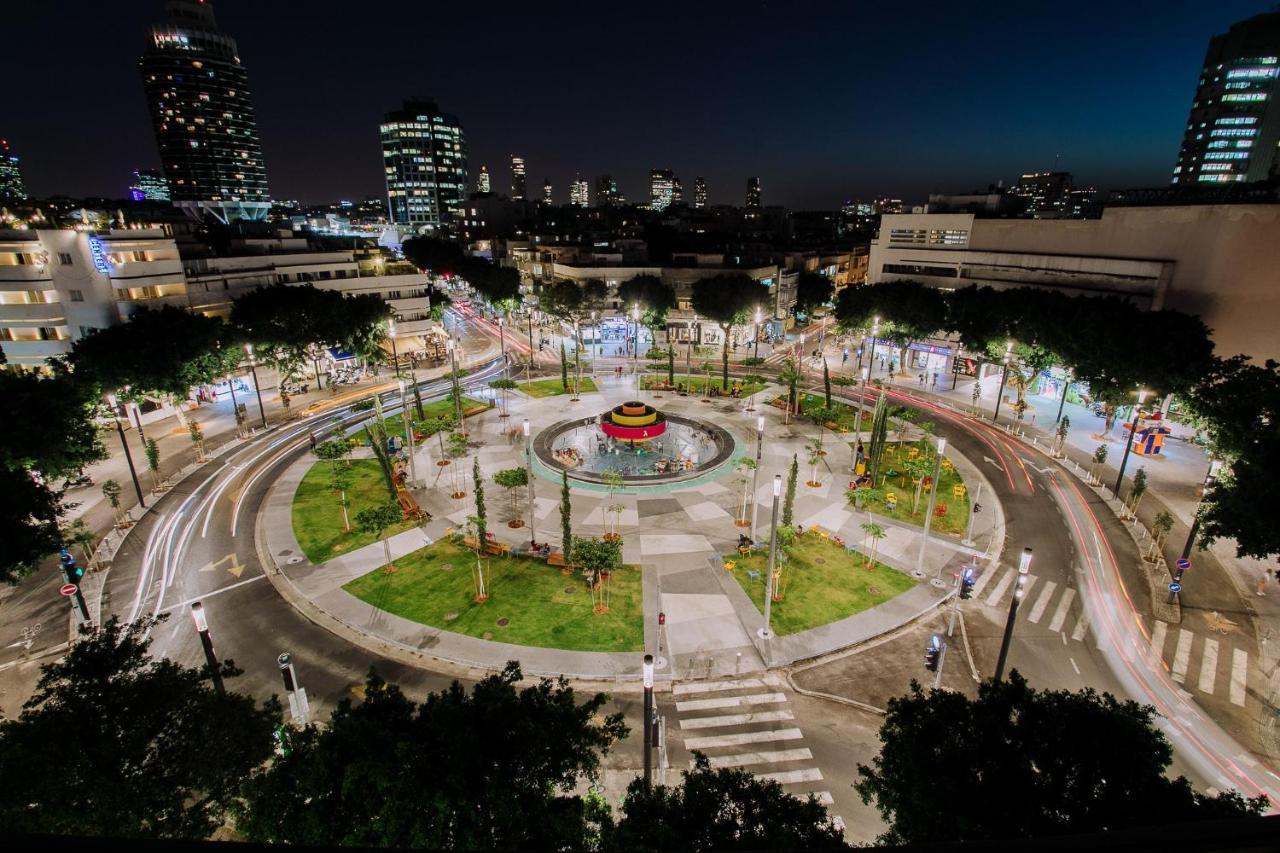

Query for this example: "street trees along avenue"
[617,273,678,339]
[835,280,948,376]
[793,270,835,318]
[401,235,519,305]
[0,618,280,839]
[231,283,393,373]
[691,273,764,390]
[855,672,1265,846]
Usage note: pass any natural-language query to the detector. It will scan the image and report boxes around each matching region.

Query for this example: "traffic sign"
[59,583,78,597]
[1176,558,1191,572]
[1168,582,1182,593]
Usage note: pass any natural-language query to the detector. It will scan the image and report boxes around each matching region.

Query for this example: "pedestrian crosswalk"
[670,675,843,831]
[978,565,1256,708]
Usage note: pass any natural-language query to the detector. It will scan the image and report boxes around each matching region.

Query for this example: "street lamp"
[399,379,417,488]
[190,602,225,694]
[105,392,145,508]
[866,316,880,376]
[852,366,871,443]
[753,306,762,360]
[631,304,640,361]
[642,653,655,787]
[497,316,506,375]
[277,651,310,724]
[1113,388,1148,496]
[244,344,267,430]
[524,418,535,547]
[447,336,463,429]
[1180,457,1223,562]
[750,415,764,541]
[993,547,1032,681]
[760,474,783,642]
[686,313,697,383]
[388,318,401,379]
[991,340,1013,424]
[921,437,947,577]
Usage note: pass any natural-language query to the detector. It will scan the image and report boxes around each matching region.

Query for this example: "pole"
[686,317,694,384]
[750,416,763,541]
[400,381,417,487]
[499,316,506,373]
[244,345,267,429]
[962,481,982,546]
[390,324,401,379]
[921,438,946,576]
[852,367,869,442]
[1055,371,1071,424]
[642,654,654,787]
[277,652,309,724]
[1180,460,1219,561]
[190,602,225,694]
[226,371,242,432]
[760,475,782,640]
[932,642,948,689]
[1113,396,1146,496]
[111,406,146,508]
[946,569,962,637]
[449,337,464,428]
[993,548,1032,682]
[526,310,535,382]
[991,362,1009,423]
[129,402,147,445]
[524,419,536,547]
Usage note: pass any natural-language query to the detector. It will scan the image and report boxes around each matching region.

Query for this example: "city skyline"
[3,0,1274,208]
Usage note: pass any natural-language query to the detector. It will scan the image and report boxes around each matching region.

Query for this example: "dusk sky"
[5,0,1272,208]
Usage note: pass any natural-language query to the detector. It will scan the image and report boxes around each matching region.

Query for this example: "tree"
[561,469,574,564]
[860,521,886,568]
[1128,467,1148,516]
[314,439,353,532]
[779,357,801,424]
[691,274,763,390]
[0,617,279,839]
[735,456,756,525]
[617,274,677,343]
[59,518,97,567]
[667,344,675,385]
[855,673,1265,846]
[489,377,517,417]
[363,420,399,501]
[572,536,623,612]
[420,415,455,465]
[835,281,947,376]
[493,467,529,527]
[1091,444,1109,484]
[782,454,798,527]
[355,503,403,573]
[561,340,570,392]
[236,663,627,849]
[472,457,488,546]
[101,478,124,528]
[1150,510,1176,560]
[1055,415,1071,455]
[822,357,832,409]
[607,753,846,852]
[601,470,625,539]
[187,420,205,462]
[144,437,161,493]
[793,271,834,318]
[806,437,825,488]
[542,279,606,396]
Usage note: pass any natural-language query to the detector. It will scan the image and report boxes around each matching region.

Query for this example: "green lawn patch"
[640,373,767,397]
[728,533,916,635]
[377,397,489,440]
[519,377,600,398]
[853,441,971,537]
[343,538,643,652]
[292,458,415,563]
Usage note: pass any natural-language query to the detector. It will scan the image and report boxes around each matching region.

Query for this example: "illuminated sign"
[88,236,111,273]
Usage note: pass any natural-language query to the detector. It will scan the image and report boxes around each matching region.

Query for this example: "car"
[61,473,93,489]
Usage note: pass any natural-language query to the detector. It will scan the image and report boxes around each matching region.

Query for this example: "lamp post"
[993,547,1033,682]
[991,340,1013,424]
[388,318,401,379]
[753,306,762,360]
[590,310,597,368]
[127,396,147,445]
[852,366,871,442]
[632,304,640,361]
[497,316,506,374]
[277,652,310,725]
[190,602,225,694]
[864,316,880,378]
[1180,457,1222,562]
[524,418,535,547]
[399,379,418,488]
[1113,389,1148,497]
[526,308,536,381]
[1054,369,1072,424]
[642,653,654,787]
[686,314,697,382]
[225,369,242,433]
[921,437,947,577]
[244,344,267,429]
[760,474,783,642]
[750,415,764,541]
[106,393,146,508]
[796,331,806,379]
[447,336,464,428]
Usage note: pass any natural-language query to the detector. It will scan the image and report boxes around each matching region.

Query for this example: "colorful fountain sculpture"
[600,401,667,443]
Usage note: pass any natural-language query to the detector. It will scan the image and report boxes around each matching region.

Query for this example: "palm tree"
[779,358,800,425]
[860,521,886,569]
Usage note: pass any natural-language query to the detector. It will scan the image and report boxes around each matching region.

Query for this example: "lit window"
[1223,93,1268,102]
[1209,128,1256,137]
[1201,163,1233,171]
[1215,117,1257,125]
[1227,67,1278,79]
[1205,151,1250,160]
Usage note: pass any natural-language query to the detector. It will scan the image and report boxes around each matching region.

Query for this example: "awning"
[327,347,357,362]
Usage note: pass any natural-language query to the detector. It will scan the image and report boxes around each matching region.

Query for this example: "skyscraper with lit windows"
[139,0,269,221]
[511,155,527,199]
[1172,10,1280,185]
[477,164,490,193]
[380,98,468,231]
[650,168,675,211]
[569,176,589,207]
[693,176,707,208]
[746,177,761,208]
[0,139,26,200]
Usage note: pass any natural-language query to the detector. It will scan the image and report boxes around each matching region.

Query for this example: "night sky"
[5,0,1271,208]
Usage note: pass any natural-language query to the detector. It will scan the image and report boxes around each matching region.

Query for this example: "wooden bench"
[463,536,510,556]
[397,491,426,521]
[547,551,572,567]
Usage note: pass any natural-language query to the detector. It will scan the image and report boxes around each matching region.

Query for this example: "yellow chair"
[952,484,966,498]
[723,560,736,572]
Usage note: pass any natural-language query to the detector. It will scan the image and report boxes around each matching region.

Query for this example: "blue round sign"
[1176,559,1191,571]
[1169,582,1182,593]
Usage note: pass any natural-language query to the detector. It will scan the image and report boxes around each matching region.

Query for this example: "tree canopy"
[855,673,1265,846]
[401,237,519,305]
[793,271,834,317]
[541,279,608,322]
[691,274,765,388]
[617,274,678,330]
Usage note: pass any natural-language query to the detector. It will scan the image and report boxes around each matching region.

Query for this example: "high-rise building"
[380,98,468,232]
[650,168,675,211]
[569,176,589,207]
[477,164,490,193]
[1009,171,1073,218]
[511,155,527,199]
[746,177,762,208]
[594,174,620,206]
[0,139,26,200]
[672,176,683,205]
[139,0,269,222]
[1173,11,1280,185]
[693,176,707,208]
[543,178,553,204]
[129,168,171,201]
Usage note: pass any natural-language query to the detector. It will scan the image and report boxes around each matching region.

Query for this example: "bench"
[463,536,511,556]
[397,491,426,521]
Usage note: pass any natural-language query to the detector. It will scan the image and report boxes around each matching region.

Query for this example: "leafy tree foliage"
[236,663,627,849]
[230,283,391,374]
[793,271,834,317]
[572,535,622,577]
[855,673,1265,846]
[617,274,678,333]
[607,754,846,851]
[0,618,279,839]
[401,237,517,305]
[0,465,66,584]
[691,274,764,389]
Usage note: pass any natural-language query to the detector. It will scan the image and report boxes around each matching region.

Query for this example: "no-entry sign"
[60,583,78,597]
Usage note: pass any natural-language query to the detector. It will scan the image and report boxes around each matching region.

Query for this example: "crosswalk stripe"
[1048,587,1076,632]
[1019,575,1038,605]
[679,710,796,730]
[1147,621,1168,666]
[758,767,824,785]
[1026,580,1058,623]
[1198,638,1219,694]
[674,677,780,696]
[698,747,814,769]
[984,569,1015,606]
[676,692,787,713]
[1172,629,1192,683]
[1071,610,1090,643]
[809,791,835,806]
[1230,648,1248,707]
[685,728,804,750]
[970,565,997,596]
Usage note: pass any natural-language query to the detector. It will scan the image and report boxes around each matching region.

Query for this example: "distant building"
[129,168,170,201]
[650,169,675,211]
[672,176,684,205]
[1173,10,1280,185]
[0,139,26,200]
[138,0,269,222]
[874,198,905,214]
[379,98,468,232]
[595,174,620,207]
[477,164,490,193]
[1008,171,1074,218]
[543,178,553,204]
[511,155,527,199]
[569,176,589,207]
[693,176,707,208]
[746,177,761,208]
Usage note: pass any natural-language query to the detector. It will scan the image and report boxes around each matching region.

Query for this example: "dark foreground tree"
[0,618,279,839]
[855,673,1265,845]
[237,662,627,848]
[793,271,834,317]
[607,754,846,851]
[691,274,763,389]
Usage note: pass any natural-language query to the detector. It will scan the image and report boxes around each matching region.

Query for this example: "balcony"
[0,338,72,364]
[0,302,66,322]
[106,258,185,282]
[0,265,55,285]
[391,317,437,336]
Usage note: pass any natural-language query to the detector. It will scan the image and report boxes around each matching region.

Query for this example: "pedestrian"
[842,348,849,364]
[308,432,316,450]
[1257,574,1268,596]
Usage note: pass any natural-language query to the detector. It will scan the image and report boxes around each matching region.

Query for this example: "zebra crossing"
[977,565,1256,707]
[670,674,843,828]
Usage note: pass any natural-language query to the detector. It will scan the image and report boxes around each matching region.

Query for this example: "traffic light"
[960,567,975,600]
[924,636,942,672]
[60,548,84,583]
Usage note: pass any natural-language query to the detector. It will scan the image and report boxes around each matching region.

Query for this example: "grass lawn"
[377,397,489,440]
[343,538,644,652]
[292,458,416,563]
[519,377,600,398]
[728,532,916,635]
[854,441,971,537]
[640,373,767,397]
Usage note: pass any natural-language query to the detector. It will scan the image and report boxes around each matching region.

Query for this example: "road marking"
[758,767,824,785]
[984,569,1015,606]
[1172,629,1192,683]
[673,675,781,696]
[697,747,813,769]
[1071,611,1090,643]
[678,710,795,729]
[1070,657,1081,675]
[160,574,266,613]
[1198,638,1219,695]
[1019,575,1038,605]
[1147,621,1168,666]
[809,791,835,805]
[684,728,804,750]
[1026,580,1057,623]
[970,565,997,596]
[675,692,787,713]
[1048,587,1076,632]
[1230,648,1248,707]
